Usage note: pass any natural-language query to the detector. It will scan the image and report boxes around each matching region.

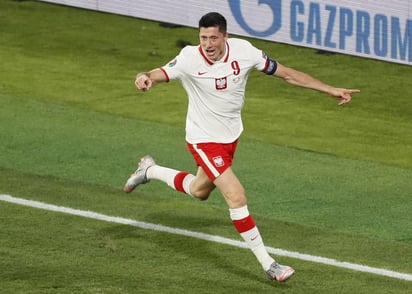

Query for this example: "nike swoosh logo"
[198,71,207,75]
[251,235,259,241]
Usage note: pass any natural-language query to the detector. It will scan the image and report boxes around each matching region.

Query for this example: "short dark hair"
[198,12,227,34]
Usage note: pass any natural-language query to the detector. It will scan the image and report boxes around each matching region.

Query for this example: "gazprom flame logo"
[229,0,282,37]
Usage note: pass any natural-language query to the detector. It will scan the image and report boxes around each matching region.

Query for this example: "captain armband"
[263,58,278,75]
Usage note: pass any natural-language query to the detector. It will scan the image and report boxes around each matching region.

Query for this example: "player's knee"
[230,194,247,207]
[222,190,247,208]
[192,188,213,201]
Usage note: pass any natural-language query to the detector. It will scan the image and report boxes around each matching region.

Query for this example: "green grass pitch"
[0,1,411,293]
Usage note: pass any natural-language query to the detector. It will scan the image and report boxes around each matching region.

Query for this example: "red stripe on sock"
[232,215,256,233]
[174,172,190,193]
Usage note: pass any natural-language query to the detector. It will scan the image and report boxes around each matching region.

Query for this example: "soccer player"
[124,12,360,282]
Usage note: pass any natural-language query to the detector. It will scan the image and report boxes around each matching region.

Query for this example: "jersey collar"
[198,42,230,65]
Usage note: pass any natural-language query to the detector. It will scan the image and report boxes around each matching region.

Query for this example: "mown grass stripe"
[1,194,411,282]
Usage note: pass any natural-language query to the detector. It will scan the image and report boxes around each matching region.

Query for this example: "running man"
[124,12,360,282]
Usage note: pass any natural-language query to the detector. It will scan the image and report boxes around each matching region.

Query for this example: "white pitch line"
[1,194,411,282]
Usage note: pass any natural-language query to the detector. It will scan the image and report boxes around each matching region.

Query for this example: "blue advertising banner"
[41,0,412,65]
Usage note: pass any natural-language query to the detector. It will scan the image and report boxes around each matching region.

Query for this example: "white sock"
[230,206,274,270]
[146,165,194,195]
[146,165,178,188]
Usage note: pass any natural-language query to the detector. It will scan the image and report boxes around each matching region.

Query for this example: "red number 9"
[231,61,240,75]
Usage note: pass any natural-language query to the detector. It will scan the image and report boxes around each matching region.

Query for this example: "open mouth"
[205,48,215,57]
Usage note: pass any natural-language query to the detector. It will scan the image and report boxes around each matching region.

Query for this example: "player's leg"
[123,155,216,200]
[123,151,294,282]
[147,164,216,200]
[213,167,245,208]
[214,168,295,282]
[189,166,216,200]
[188,142,294,281]
[214,169,274,269]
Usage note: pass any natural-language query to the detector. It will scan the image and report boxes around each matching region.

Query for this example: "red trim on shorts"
[174,172,189,193]
[186,140,238,182]
[232,215,256,233]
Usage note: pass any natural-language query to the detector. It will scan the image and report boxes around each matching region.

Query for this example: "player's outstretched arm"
[135,68,168,92]
[273,63,360,106]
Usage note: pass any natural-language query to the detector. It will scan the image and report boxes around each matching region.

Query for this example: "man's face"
[199,26,228,61]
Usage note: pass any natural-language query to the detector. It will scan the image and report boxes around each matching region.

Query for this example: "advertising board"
[40,0,412,65]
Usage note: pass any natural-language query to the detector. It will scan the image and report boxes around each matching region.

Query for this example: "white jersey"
[160,38,276,144]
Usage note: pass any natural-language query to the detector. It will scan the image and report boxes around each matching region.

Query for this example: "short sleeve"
[240,40,277,75]
[161,46,192,80]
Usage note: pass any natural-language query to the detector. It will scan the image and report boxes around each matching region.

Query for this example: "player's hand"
[329,88,360,106]
[135,73,152,92]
